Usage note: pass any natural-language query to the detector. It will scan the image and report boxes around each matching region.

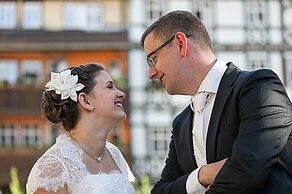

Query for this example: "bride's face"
[88,70,126,122]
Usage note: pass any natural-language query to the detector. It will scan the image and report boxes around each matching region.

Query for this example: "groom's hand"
[198,158,228,188]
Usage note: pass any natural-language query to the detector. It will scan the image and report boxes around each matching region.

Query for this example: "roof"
[0,29,136,51]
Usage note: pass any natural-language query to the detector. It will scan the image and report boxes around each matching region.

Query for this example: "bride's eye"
[107,85,113,89]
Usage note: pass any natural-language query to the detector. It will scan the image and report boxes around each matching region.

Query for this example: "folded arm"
[207,69,292,193]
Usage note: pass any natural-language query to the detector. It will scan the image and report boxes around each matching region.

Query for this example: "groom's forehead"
[144,32,163,54]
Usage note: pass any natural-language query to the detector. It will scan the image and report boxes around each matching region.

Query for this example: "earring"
[90,105,94,110]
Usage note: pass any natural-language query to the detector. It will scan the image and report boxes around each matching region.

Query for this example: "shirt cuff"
[186,167,208,194]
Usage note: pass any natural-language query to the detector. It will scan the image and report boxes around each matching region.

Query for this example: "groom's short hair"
[140,10,213,52]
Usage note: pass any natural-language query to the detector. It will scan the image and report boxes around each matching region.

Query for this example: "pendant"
[97,157,102,162]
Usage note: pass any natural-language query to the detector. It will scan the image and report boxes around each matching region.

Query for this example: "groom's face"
[144,32,185,95]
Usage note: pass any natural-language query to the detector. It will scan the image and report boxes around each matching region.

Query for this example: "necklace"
[70,135,106,162]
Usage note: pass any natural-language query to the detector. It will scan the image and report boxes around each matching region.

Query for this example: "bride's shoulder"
[106,141,118,150]
[106,141,123,156]
[26,147,68,194]
[105,141,136,182]
[26,134,84,194]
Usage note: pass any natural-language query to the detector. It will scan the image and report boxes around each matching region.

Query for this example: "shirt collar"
[197,58,228,94]
[190,58,227,111]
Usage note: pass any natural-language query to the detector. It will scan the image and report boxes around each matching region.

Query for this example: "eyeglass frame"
[146,34,192,68]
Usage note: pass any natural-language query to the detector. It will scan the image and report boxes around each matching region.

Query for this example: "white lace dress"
[26,134,136,194]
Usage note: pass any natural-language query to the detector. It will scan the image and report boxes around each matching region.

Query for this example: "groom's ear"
[175,32,188,57]
[78,93,92,111]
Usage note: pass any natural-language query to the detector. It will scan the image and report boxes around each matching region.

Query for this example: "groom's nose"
[148,67,157,80]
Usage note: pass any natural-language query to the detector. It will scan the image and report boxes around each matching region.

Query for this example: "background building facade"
[128,0,292,182]
[1,0,292,191]
[0,0,131,190]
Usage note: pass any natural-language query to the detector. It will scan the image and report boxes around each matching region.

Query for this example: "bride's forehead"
[94,71,113,83]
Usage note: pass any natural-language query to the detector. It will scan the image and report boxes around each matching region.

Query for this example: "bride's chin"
[113,112,127,123]
[120,112,127,121]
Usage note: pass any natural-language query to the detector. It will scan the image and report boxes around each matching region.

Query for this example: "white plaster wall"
[130,89,146,105]
[130,126,147,157]
[284,7,292,26]
[270,52,283,81]
[216,0,243,26]
[268,1,282,44]
[168,0,191,12]
[270,29,282,44]
[128,49,147,88]
[268,1,281,27]
[128,49,148,107]
[286,86,292,100]
[128,0,145,42]
[216,51,246,70]
[146,111,172,126]
[129,27,146,43]
[215,29,245,44]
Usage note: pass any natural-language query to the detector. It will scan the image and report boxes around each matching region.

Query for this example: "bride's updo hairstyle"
[41,63,105,131]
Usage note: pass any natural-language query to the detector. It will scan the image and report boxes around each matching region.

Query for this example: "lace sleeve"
[26,154,68,194]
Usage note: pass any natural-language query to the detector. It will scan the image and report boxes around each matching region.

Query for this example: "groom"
[141,10,292,194]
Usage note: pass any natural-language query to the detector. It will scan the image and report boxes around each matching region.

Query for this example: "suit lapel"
[178,106,197,171]
[206,63,241,163]
[186,107,197,170]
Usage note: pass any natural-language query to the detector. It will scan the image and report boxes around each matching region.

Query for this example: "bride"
[26,63,135,194]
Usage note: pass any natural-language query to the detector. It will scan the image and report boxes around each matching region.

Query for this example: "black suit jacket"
[151,63,292,194]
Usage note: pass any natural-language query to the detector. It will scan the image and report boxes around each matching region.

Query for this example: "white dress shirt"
[186,58,228,194]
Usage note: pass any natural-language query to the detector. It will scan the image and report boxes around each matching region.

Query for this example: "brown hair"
[41,63,105,131]
[141,10,213,52]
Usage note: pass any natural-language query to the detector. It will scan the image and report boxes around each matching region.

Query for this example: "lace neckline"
[87,169,121,176]
[57,134,122,176]
[26,134,135,194]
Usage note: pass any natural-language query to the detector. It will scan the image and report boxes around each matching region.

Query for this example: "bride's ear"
[78,93,93,111]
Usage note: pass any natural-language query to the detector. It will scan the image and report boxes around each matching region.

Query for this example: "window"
[0,2,16,29]
[246,28,269,45]
[63,2,103,30]
[22,1,42,29]
[146,0,166,23]
[87,4,104,30]
[0,60,18,85]
[0,123,17,147]
[192,0,213,27]
[246,51,269,71]
[246,52,269,71]
[149,127,171,155]
[22,123,41,146]
[21,60,42,84]
[246,1,266,26]
[247,59,268,70]
[246,1,269,44]
[46,60,68,79]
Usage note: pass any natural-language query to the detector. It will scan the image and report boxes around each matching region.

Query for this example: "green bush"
[9,167,24,194]
[133,175,153,194]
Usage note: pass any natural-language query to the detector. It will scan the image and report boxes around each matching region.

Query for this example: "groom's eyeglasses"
[147,34,191,69]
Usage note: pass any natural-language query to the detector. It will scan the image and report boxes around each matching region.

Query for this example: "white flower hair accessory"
[45,69,85,102]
